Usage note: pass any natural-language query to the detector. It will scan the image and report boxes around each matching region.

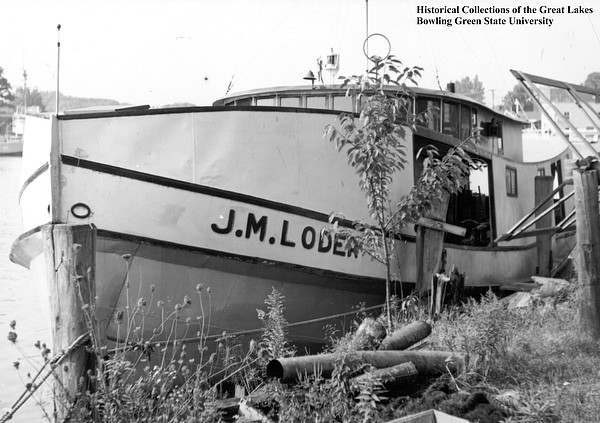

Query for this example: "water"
[0,156,52,422]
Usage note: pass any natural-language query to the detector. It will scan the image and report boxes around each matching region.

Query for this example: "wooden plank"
[535,176,554,276]
[415,191,450,292]
[511,70,600,96]
[499,226,560,241]
[573,169,600,339]
[416,217,466,236]
[499,281,540,292]
[42,224,96,420]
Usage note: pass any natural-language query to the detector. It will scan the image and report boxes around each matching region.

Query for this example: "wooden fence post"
[535,175,554,276]
[573,169,600,339]
[42,224,96,419]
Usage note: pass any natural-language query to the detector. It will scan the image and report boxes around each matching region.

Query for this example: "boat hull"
[11,108,575,355]
[0,140,23,156]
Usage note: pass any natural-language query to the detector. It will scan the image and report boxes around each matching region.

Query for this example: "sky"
[1,0,599,108]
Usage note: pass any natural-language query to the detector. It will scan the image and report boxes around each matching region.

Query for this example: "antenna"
[56,24,61,114]
[365,0,369,72]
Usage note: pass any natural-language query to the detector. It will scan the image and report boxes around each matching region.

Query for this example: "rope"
[106,302,387,349]
[0,332,91,423]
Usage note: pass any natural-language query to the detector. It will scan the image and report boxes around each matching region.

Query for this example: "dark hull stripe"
[60,154,366,232]
[60,155,540,252]
[56,105,342,121]
[96,228,388,286]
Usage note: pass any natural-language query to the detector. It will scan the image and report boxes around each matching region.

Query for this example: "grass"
[426,287,600,422]
[5,275,600,422]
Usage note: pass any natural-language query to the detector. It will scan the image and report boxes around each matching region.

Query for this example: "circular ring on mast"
[363,33,391,63]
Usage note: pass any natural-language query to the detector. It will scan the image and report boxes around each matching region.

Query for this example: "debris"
[352,317,387,350]
[501,291,532,309]
[385,409,470,422]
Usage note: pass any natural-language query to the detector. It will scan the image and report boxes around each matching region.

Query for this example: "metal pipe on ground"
[378,321,432,351]
[351,362,419,391]
[267,350,463,384]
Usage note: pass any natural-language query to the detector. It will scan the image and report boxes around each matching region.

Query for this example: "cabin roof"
[213,84,524,124]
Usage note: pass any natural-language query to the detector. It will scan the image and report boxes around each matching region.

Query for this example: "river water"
[0,156,52,422]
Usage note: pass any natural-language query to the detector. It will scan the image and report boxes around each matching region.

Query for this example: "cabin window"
[256,97,275,106]
[306,96,328,109]
[460,104,472,140]
[497,136,504,155]
[280,97,300,107]
[551,160,566,222]
[234,98,252,106]
[332,95,354,112]
[505,166,518,197]
[416,97,440,131]
[442,102,460,139]
[537,168,546,176]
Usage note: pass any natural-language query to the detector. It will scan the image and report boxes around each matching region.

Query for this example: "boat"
[10,74,575,354]
[0,111,24,156]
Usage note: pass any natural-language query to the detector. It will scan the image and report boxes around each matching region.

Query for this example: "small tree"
[453,75,485,103]
[0,67,15,107]
[583,71,600,90]
[13,87,46,112]
[325,54,479,327]
[502,83,534,113]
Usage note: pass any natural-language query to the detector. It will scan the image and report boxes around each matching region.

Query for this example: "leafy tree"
[13,87,46,112]
[325,55,479,327]
[583,72,600,90]
[0,67,15,107]
[453,75,485,103]
[502,83,533,113]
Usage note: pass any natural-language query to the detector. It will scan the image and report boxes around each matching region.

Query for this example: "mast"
[23,70,27,113]
[56,24,61,114]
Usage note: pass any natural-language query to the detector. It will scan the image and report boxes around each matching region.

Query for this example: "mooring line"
[1,332,90,423]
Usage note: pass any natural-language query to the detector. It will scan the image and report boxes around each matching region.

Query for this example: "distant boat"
[10,81,575,353]
[0,112,24,156]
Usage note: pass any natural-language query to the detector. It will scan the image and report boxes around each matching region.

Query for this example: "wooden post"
[535,175,554,276]
[42,224,96,418]
[415,191,450,292]
[573,169,600,339]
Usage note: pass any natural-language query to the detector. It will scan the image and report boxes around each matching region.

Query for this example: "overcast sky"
[1,0,599,107]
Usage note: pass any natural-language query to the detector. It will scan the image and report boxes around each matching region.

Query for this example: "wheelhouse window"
[460,104,472,140]
[506,166,518,197]
[234,98,252,106]
[256,97,275,106]
[442,102,460,139]
[416,97,440,131]
[280,96,300,107]
[306,96,328,110]
[332,95,354,112]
